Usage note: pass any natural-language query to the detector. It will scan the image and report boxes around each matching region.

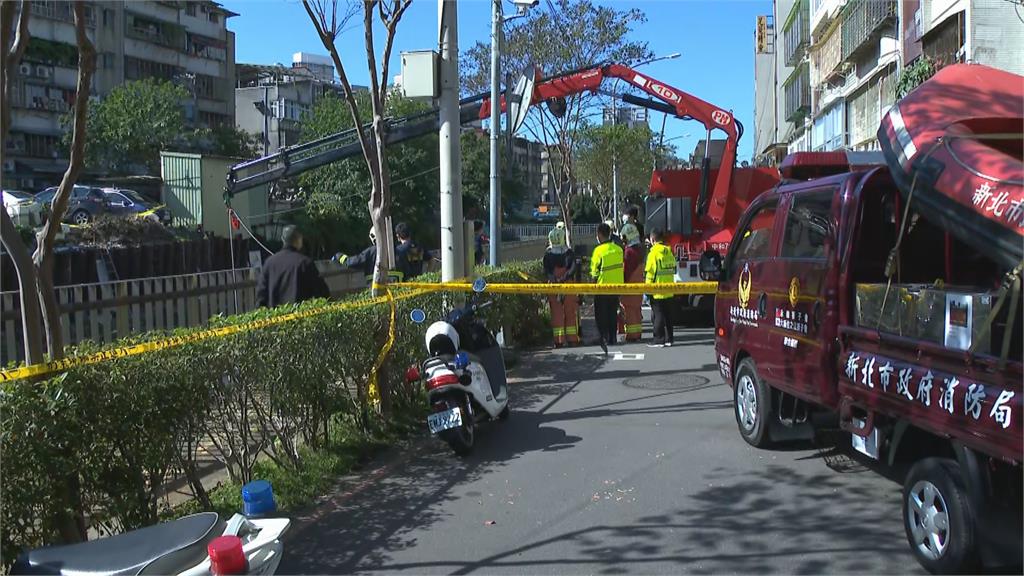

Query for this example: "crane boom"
[226,62,741,228]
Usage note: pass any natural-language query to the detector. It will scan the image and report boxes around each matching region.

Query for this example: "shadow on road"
[280,347,915,575]
[359,464,914,575]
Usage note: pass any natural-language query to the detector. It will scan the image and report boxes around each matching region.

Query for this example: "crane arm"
[479,62,741,225]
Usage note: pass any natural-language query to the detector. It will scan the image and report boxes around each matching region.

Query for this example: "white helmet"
[425,320,459,355]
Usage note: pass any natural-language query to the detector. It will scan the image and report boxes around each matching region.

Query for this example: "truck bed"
[838,325,1023,464]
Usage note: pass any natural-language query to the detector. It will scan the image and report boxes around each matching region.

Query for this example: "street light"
[489,0,535,267]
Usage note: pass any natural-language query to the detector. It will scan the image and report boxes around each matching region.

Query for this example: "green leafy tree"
[74,78,259,174]
[461,0,652,246]
[296,91,439,258]
[576,122,656,221]
[459,130,526,221]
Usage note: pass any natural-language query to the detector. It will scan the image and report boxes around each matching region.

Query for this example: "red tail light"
[717,327,726,337]
[426,372,459,390]
[208,535,247,575]
[404,365,421,384]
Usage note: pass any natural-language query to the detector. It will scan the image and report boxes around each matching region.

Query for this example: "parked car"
[102,187,170,224]
[2,189,44,227]
[35,185,110,225]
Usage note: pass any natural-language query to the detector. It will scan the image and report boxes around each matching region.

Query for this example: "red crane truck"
[710,64,1023,574]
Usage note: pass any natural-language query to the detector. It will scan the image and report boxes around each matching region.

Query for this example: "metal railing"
[503,223,599,241]
[841,0,896,62]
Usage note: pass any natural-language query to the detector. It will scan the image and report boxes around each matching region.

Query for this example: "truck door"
[770,189,838,402]
[720,199,780,375]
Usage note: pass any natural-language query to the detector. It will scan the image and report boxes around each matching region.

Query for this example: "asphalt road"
[280,326,923,575]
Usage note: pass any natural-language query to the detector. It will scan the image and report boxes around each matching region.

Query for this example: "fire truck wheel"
[733,358,772,448]
[902,458,977,574]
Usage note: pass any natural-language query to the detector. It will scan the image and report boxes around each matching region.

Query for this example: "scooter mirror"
[410,309,426,324]
[472,277,487,293]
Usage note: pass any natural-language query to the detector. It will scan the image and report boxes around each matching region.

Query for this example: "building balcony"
[783,0,811,67]
[810,20,842,85]
[125,11,187,50]
[784,64,811,122]
[30,1,96,28]
[840,0,896,62]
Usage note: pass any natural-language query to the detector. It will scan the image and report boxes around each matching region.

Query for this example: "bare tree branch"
[0,0,44,364]
[33,0,97,359]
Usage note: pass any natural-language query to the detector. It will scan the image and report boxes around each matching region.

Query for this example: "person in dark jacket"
[334,229,378,282]
[257,225,329,307]
[394,222,425,280]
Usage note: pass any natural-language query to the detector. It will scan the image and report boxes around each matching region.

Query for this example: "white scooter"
[409,278,509,455]
[13,487,289,576]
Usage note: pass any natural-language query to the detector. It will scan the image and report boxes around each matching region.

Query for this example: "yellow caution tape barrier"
[0,288,429,383]
[0,279,715,383]
[387,280,718,296]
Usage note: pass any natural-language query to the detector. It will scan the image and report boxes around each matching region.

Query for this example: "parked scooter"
[12,482,289,576]
[409,278,509,455]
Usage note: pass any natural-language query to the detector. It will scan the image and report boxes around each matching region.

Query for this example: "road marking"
[613,353,645,361]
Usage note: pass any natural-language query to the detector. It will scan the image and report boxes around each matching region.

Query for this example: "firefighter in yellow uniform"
[543,222,580,347]
[645,228,676,347]
[591,222,624,347]
[619,207,644,342]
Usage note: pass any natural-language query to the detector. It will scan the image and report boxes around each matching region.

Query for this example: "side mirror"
[472,277,487,293]
[699,249,723,282]
[410,309,426,324]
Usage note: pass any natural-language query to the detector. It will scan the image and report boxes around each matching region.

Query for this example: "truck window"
[731,202,777,269]
[781,191,833,260]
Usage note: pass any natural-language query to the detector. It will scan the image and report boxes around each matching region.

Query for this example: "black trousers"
[652,297,675,344]
[594,295,620,345]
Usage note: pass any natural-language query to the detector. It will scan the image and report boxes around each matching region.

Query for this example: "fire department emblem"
[789,277,800,308]
[738,263,752,308]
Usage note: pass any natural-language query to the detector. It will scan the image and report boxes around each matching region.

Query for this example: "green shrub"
[0,260,545,564]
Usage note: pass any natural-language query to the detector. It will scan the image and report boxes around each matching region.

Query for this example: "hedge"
[0,260,548,563]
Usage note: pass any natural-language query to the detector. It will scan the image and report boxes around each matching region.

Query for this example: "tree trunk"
[32,1,95,360]
[0,1,44,364]
[0,212,44,363]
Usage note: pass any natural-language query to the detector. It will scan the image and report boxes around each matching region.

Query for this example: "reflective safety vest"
[645,242,677,299]
[590,241,624,284]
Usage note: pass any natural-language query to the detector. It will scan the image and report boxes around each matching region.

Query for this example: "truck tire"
[733,357,772,448]
[903,458,977,574]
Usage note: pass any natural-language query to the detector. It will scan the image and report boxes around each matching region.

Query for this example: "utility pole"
[488,0,502,267]
[611,93,618,221]
[439,0,464,281]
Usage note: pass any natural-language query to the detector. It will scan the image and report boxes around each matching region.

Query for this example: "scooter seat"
[12,512,223,576]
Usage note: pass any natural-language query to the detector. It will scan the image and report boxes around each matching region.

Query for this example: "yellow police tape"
[0,288,429,383]
[385,281,718,296]
[0,280,715,383]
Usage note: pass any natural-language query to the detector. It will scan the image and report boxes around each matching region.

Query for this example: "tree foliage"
[460,0,651,244]
[459,130,526,221]
[576,122,656,221]
[75,78,258,175]
[295,91,438,258]
[896,56,937,100]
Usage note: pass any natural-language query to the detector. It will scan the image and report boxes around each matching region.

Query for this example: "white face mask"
[621,214,629,224]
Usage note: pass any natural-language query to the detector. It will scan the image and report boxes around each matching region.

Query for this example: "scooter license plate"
[427,406,463,434]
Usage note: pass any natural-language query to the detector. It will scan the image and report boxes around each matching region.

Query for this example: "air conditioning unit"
[19,63,32,76]
[35,65,51,79]
[3,159,15,172]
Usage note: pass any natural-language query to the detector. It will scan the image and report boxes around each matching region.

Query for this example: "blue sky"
[223,0,771,161]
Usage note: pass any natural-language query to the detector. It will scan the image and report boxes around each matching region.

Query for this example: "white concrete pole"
[488,0,502,267]
[439,0,464,281]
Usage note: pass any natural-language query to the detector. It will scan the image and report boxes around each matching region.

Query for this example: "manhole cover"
[622,374,710,390]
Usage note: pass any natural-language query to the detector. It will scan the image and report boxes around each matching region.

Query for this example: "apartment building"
[756,0,1022,161]
[3,1,236,190]
[235,58,348,156]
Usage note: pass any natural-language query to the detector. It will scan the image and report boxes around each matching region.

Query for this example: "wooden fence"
[0,240,547,365]
[0,263,367,366]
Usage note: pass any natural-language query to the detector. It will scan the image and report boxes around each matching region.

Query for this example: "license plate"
[850,421,880,460]
[427,406,463,434]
